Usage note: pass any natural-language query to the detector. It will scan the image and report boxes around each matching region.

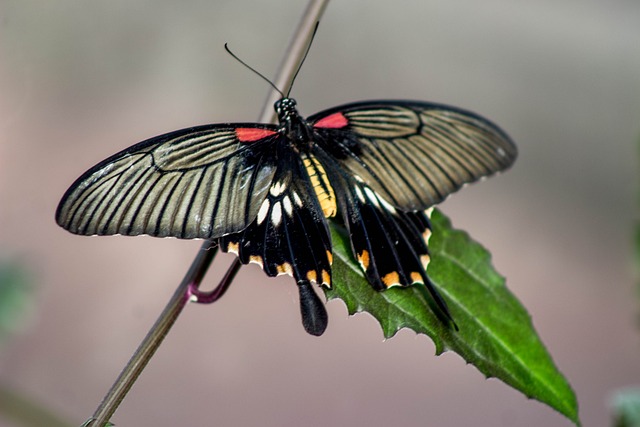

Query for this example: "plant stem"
[261,0,329,123]
[83,1,330,426]
[86,242,218,427]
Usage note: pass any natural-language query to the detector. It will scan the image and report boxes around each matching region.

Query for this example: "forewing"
[309,100,517,210]
[56,124,279,239]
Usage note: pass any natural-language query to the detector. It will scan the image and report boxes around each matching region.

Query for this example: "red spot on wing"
[314,112,348,129]
[236,127,277,142]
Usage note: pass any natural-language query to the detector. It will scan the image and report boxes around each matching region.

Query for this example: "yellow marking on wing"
[303,156,337,218]
[357,250,370,270]
[326,250,333,265]
[382,272,400,287]
[410,272,422,283]
[423,228,432,243]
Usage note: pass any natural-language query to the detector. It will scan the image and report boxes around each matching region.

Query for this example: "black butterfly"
[56,97,517,335]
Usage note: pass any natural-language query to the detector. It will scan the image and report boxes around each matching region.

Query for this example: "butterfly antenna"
[224,43,285,98]
[285,21,320,97]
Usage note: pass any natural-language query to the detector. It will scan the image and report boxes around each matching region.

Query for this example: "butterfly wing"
[308,100,517,211]
[311,148,454,323]
[218,154,332,287]
[309,100,516,323]
[218,146,333,335]
[56,123,280,239]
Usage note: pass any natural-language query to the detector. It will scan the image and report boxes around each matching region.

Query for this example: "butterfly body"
[56,98,516,335]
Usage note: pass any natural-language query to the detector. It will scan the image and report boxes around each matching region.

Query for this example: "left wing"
[56,124,279,239]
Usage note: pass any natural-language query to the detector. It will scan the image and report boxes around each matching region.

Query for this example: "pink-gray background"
[1,1,638,426]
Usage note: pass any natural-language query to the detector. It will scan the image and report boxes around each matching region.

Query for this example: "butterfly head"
[274,98,299,123]
[275,97,313,145]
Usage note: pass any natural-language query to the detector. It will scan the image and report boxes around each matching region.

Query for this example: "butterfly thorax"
[274,98,336,218]
[275,98,315,149]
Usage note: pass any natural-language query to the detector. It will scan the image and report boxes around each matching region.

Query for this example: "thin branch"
[83,1,330,426]
[261,0,329,123]
[86,242,218,427]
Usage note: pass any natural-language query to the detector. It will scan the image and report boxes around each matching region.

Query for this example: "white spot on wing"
[282,195,293,216]
[364,186,380,208]
[270,181,286,196]
[292,192,303,207]
[377,194,396,214]
[257,199,270,225]
[271,201,282,226]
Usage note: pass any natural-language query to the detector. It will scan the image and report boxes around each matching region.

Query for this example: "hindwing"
[311,148,454,322]
[218,146,333,287]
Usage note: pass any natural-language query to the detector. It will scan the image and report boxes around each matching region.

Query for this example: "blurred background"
[1,0,639,426]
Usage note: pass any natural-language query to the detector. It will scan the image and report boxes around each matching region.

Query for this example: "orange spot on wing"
[321,270,331,287]
[410,272,422,283]
[306,270,317,283]
[226,242,239,254]
[357,250,370,270]
[276,263,293,276]
[382,272,400,288]
[236,127,277,142]
[313,112,348,129]
[249,255,263,268]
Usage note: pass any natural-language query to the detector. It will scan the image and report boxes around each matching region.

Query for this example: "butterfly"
[56,94,517,335]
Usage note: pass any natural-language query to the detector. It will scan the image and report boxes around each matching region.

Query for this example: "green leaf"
[611,388,640,427]
[325,208,580,425]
